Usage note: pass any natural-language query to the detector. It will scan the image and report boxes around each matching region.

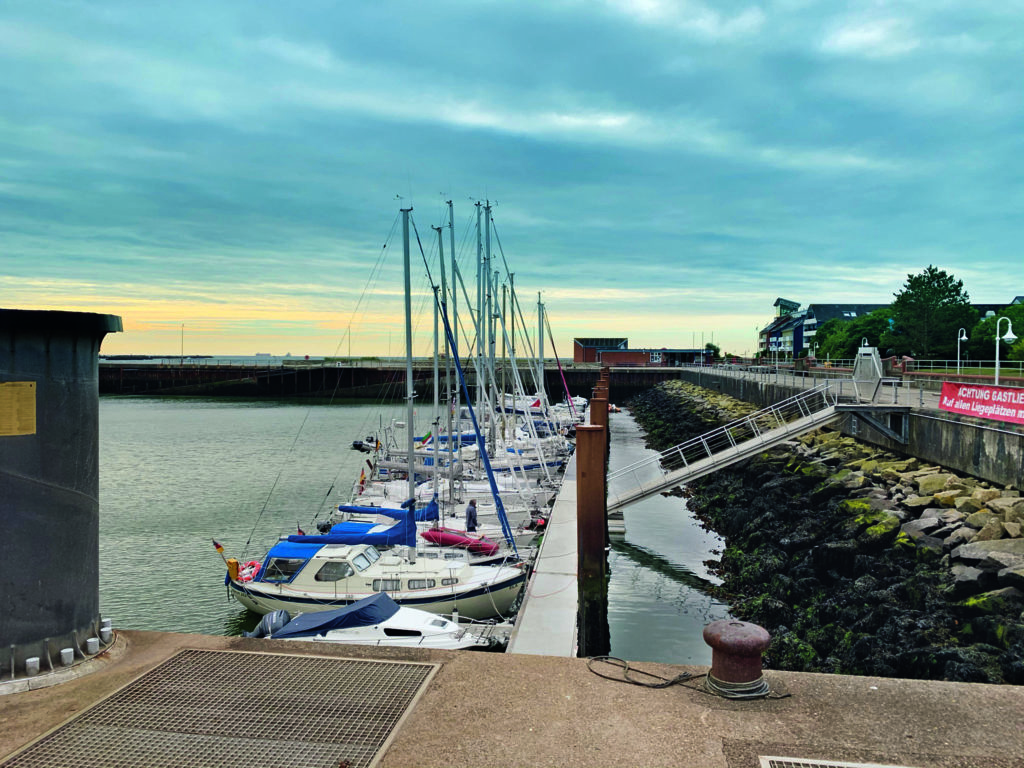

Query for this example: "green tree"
[815,307,895,360]
[705,342,721,361]
[889,266,975,358]
[966,304,1024,364]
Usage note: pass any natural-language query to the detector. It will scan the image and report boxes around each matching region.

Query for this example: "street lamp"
[995,317,1017,386]
[956,328,968,375]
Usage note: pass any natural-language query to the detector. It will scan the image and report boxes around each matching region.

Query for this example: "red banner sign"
[939,382,1024,425]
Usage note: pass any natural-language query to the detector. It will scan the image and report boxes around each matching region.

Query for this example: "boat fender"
[238,560,261,582]
[227,558,239,581]
[244,609,291,638]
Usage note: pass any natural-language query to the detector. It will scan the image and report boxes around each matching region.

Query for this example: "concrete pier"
[4,629,1024,767]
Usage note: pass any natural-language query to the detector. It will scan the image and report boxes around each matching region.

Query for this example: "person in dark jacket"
[466,499,478,532]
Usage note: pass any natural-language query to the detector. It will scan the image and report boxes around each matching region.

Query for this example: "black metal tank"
[0,309,122,676]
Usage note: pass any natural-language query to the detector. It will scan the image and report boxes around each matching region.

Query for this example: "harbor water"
[98,397,729,662]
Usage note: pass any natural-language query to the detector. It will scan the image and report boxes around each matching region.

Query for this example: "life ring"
[238,560,261,582]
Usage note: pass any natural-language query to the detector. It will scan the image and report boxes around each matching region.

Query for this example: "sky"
[2,0,1022,359]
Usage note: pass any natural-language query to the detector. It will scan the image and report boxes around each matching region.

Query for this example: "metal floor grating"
[761,759,920,768]
[1,649,438,768]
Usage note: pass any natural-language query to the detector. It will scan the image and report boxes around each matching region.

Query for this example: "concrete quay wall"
[675,369,1024,489]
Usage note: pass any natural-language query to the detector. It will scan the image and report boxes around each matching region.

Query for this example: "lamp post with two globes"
[995,317,1017,386]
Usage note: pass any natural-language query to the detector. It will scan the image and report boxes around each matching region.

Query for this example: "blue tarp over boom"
[338,498,439,522]
[272,593,401,639]
[287,508,418,547]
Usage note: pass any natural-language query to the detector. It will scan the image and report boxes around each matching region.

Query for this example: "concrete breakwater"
[629,380,1024,684]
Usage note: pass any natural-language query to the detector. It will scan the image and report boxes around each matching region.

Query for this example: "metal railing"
[905,359,1024,377]
[607,383,838,504]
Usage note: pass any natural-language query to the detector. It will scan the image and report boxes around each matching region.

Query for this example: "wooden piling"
[576,424,607,583]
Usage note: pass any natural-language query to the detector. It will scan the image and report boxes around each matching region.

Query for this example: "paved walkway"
[3,630,1024,767]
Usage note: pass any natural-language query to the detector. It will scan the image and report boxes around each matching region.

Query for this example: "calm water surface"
[606,413,732,665]
[98,398,730,661]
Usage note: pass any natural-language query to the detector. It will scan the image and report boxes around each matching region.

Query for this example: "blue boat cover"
[288,507,418,547]
[338,498,439,522]
[264,540,326,560]
[270,592,402,639]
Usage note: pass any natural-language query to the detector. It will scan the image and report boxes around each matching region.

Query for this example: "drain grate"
[761,759,920,768]
[2,649,437,768]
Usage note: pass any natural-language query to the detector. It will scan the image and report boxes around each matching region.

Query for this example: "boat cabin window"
[444,552,465,561]
[429,618,448,628]
[262,557,307,584]
[372,579,401,592]
[441,577,459,586]
[407,579,436,590]
[351,553,371,571]
[383,628,422,637]
[352,547,382,571]
[314,561,355,582]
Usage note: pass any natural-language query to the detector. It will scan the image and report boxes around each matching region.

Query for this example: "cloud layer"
[2,0,1021,356]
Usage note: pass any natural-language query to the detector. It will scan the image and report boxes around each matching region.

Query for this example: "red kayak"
[420,527,500,556]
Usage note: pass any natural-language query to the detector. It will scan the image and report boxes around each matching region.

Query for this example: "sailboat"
[221,207,527,620]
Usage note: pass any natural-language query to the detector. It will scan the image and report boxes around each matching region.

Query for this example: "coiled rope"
[587,656,789,700]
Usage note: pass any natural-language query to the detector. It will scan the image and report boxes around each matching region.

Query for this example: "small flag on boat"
[419,430,433,446]
[531,399,541,408]
[297,525,305,536]
[212,539,224,554]
[357,468,366,495]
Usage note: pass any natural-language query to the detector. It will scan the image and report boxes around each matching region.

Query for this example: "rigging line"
[241,404,319,558]
[545,312,578,418]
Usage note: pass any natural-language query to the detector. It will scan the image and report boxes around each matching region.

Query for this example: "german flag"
[212,539,224,554]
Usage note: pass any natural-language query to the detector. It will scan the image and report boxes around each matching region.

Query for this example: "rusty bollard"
[702,620,771,698]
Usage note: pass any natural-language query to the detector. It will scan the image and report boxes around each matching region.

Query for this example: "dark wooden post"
[576,423,610,656]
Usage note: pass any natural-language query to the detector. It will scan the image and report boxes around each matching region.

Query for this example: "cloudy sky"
[3,0,1021,358]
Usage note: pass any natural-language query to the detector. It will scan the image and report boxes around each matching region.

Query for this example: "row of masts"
[393,203,563,560]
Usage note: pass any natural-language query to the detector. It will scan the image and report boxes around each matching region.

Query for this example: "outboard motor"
[244,609,291,638]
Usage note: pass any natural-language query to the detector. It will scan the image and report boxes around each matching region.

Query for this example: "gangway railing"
[607,383,839,513]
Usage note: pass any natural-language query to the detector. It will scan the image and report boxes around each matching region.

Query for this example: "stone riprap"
[628,380,1024,684]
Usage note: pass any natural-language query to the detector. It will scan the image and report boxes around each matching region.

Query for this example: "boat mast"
[448,200,458,442]
[501,281,508,441]
[537,292,545,403]
[401,207,416,563]
[475,203,484,420]
[433,223,451,508]
[484,202,495,454]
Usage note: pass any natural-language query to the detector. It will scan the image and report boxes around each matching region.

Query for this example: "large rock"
[933,489,965,508]
[938,509,966,525]
[950,564,990,598]
[944,527,977,551]
[954,496,984,515]
[903,495,936,510]
[877,458,919,473]
[972,488,1003,505]
[988,497,1024,516]
[902,517,941,539]
[1005,522,1022,539]
[953,538,1024,564]
[957,586,1024,615]
[965,511,999,530]
[981,550,1024,571]
[917,473,959,495]
[859,513,902,548]
[974,520,1006,542]
[1000,567,1024,590]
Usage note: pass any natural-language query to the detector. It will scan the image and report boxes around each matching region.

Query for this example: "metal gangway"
[606,383,840,514]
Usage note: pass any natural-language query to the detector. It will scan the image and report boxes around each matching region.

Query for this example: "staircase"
[607,383,840,514]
